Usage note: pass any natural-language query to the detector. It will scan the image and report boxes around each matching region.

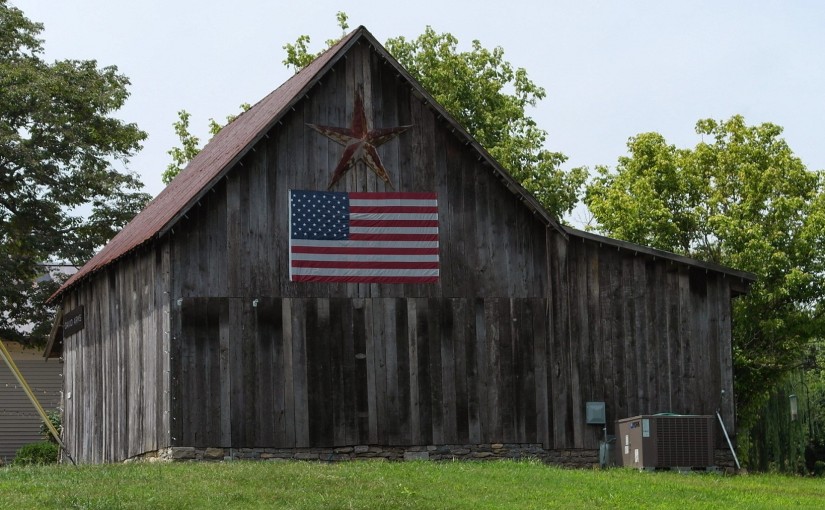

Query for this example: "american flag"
[289,190,439,283]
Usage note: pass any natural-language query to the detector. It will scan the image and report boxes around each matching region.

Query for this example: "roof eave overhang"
[564,226,758,286]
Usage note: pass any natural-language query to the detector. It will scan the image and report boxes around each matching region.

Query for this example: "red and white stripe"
[290,192,439,283]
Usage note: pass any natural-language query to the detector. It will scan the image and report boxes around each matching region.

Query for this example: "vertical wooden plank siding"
[329,298,347,445]
[568,240,587,448]
[585,244,603,448]
[353,299,371,444]
[394,299,412,443]
[652,263,670,414]
[550,233,571,449]
[59,244,170,463]
[381,299,399,444]
[59,37,743,462]
[451,299,468,445]
[718,276,737,436]
[64,252,741,458]
[365,298,382,444]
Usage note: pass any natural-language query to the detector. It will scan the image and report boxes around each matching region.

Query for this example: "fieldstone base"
[129,445,740,471]
[130,443,598,467]
[714,449,740,472]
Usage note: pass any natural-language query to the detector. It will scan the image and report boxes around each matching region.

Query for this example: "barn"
[46,27,754,465]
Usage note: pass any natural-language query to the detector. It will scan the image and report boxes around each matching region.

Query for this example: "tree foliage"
[0,1,149,344]
[805,343,825,463]
[169,15,585,219]
[281,11,350,73]
[584,115,825,417]
[162,110,201,185]
[385,28,585,218]
[166,13,350,183]
[161,104,250,185]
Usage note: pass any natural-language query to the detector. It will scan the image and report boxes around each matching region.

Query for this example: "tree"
[162,110,201,185]
[164,13,351,184]
[385,29,585,218]
[282,11,350,73]
[162,104,250,185]
[0,1,150,345]
[167,15,586,219]
[584,115,825,419]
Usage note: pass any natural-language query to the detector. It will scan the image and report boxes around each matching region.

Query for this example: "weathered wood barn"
[47,27,754,464]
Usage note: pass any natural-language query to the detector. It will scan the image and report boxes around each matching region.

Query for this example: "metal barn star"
[308,90,412,190]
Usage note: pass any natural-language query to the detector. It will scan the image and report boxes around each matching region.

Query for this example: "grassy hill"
[1,460,823,509]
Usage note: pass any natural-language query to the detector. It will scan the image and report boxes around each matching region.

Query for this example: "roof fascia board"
[43,307,63,359]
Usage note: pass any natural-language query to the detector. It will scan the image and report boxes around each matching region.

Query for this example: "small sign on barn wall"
[63,306,84,336]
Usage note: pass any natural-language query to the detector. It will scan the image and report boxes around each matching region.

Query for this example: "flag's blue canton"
[290,190,350,240]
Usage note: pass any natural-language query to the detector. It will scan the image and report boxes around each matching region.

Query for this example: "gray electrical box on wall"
[616,415,715,470]
[586,402,606,425]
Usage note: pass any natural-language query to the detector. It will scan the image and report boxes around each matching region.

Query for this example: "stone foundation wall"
[129,444,739,471]
[714,449,738,469]
[131,443,598,468]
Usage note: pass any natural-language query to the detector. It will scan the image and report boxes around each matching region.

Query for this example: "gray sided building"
[0,342,62,463]
[47,27,754,464]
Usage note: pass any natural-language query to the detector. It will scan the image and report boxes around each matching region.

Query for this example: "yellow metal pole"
[0,337,76,465]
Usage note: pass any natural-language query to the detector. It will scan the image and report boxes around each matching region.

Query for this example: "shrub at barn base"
[13,441,59,466]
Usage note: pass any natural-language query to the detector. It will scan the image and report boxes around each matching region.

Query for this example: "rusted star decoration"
[308,89,412,190]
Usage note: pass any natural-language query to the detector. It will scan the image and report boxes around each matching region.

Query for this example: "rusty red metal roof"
[49,28,364,302]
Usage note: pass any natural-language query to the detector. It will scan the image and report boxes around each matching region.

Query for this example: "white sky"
[12,0,825,226]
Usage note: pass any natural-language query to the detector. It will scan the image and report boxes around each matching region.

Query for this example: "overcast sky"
[13,0,825,225]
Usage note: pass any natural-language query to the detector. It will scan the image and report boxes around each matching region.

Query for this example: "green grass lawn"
[1,460,823,509]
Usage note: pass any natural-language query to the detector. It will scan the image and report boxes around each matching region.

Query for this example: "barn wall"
[168,251,737,452]
[170,296,551,449]
[160,41,738,453]
[554,236,737,449]
[62,242,170,463]
[166,41,558,450]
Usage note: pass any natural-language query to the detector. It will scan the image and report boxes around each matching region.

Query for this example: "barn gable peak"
[50,25,567,302]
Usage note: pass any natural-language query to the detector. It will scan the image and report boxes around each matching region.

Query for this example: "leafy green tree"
[0,1,149,345]
[163,111,201,185]
[168,15,586,219]
[282,11,350,73]
[584,115,825,419]
[385,28,585,218]
[165,12,349,184]
[162,103,251,185]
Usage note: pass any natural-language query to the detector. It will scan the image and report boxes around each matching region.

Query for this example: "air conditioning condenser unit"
[617,415,715,470]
